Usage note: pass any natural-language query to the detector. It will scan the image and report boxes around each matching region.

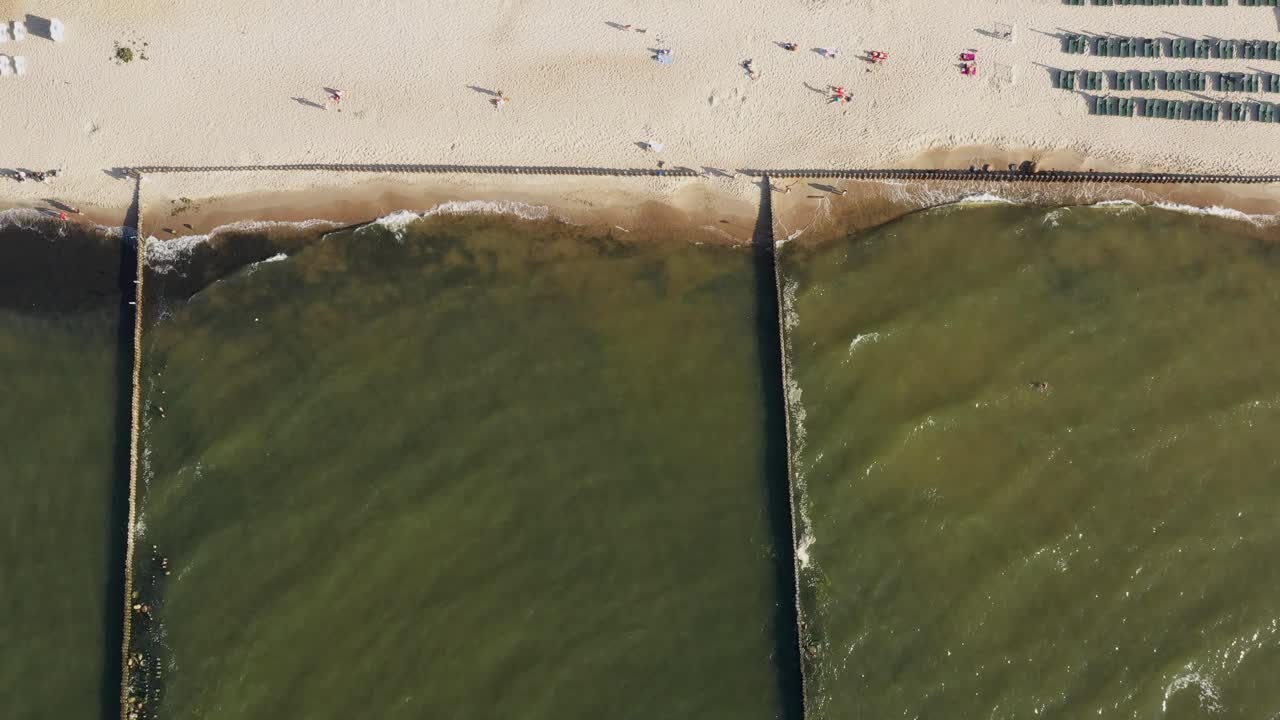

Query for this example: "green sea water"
[136,215,797,720]
[8,199,1280,720]
[0,223,127,720]
[782,204,1280,719]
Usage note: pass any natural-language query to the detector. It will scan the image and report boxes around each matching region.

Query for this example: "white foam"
[1162,666,1223,714]
[424,199,550,221]
[0,207,125,237]
[796,531,815,569]
[1092,199,1141,209]
[1153,202,1275,227]
[847,332,881,354]
[0,207,56,227]
[145,219,338,273]
[1042,208,1068,227]
[954,192,1017,205]
[372,210,421,233]
[368,201,554,240]
[778,277,817,573]
[243,252,289,275]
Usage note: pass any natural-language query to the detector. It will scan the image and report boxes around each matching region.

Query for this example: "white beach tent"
[12,20,25,42]
[50,18,64,42]
[0,56,10,76]
[14,55,25,75]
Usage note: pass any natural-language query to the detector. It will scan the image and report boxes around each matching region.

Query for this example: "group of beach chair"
[1057,68,1279,92]
[1090,96,1280,121]
[1065,36,1280,60]
[0,20,27,77]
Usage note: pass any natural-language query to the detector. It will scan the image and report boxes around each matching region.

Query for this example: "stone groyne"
[119,179,145,720]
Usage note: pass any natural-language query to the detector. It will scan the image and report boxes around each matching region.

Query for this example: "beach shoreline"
[6,138,1277,256]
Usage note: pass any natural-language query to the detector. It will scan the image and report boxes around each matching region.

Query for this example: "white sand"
[2,0,1279,214]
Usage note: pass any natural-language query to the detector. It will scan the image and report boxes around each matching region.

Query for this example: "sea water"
[781,204,1280,719]
[8,197,1280,720]
[134,214,797,720]
[0,219,129,720]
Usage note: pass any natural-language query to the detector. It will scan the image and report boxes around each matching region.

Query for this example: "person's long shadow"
[750,177,806,720]
[100,175,141,720]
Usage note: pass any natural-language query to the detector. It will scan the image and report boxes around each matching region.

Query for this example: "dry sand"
[2,0,1279,221]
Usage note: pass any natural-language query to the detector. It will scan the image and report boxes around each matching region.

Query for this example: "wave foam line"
[423,199,551,220]
[370,201,554,239]
[144,219,339,273]
[0,207,127,237]
[1153,202,1275,226]
[954,192,1018,205]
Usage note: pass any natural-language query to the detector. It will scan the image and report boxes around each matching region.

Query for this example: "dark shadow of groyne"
[751,176,806,720]
[116,163,1280,187]
[121,163,700,177]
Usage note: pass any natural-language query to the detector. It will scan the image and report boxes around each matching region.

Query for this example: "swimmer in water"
[1030,381,1050,391]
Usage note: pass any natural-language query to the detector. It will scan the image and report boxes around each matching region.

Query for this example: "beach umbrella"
[50,18,64,42]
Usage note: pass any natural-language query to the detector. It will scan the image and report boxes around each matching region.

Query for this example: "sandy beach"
[2,0,1279,222]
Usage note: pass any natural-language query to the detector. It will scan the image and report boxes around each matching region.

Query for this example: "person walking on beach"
[328,89,343,111]
[494,90,509,109]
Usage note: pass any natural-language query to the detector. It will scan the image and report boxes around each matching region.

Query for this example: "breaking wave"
[145,219,339,274]
[369,201,553,240]
[1152,202,1275,227]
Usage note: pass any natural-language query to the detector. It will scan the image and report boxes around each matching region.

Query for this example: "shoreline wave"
[145,219,341,273]
[1152,201,1276,226]
[905,191,1277,228]
[0,208,126,238]
[370,200,555,239]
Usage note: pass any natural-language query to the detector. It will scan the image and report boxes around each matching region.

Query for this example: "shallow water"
[0,222,127,720]
[136,216,795,720]
[782,204,1280,719]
